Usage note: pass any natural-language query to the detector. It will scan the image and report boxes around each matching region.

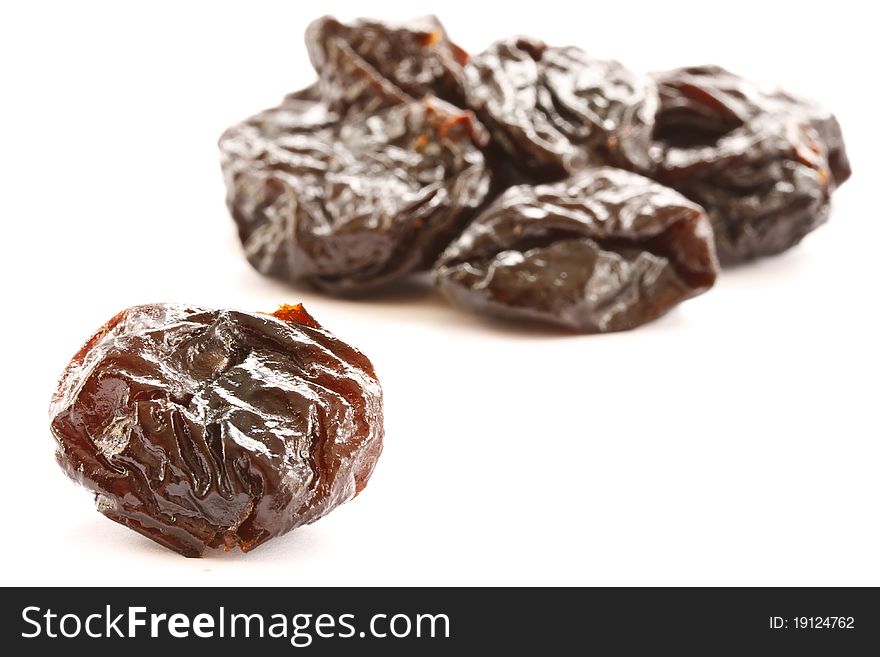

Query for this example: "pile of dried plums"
[221,16,850,332]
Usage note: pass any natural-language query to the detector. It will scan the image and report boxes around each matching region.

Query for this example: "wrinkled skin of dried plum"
[464,37,658,181]
[220,93,491,294]
[434,167,718,332]
[643,65,849,264]
[306,15,469,114]
[49,303,383,557]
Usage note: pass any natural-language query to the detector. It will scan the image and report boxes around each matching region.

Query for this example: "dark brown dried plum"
[463,37,658,181]
[644,65,848,264]
[49,303,383,557]
[306,15,469,114]
[220,93,491,293]
[434,167,718,332]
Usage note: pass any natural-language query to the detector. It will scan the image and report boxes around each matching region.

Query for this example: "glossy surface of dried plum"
[645,65,848,263]
[49,303,383,557]
[220,94,491,293]
[464,37,658,180]
[434,167,718,332]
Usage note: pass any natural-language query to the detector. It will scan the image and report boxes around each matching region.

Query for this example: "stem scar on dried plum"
[463,36,659,181]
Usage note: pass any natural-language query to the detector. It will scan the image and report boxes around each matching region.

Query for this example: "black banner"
[2,587,877,654]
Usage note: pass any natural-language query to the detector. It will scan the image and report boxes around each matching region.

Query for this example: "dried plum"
[49,303,383,557]
[463,37,658,180]
[644,65,849,263]
[434,167,718,332]
[220,94,491,293]
[306,15,469,114]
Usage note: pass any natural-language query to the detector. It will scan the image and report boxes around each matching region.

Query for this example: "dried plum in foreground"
[49,303,383,557]
[433,167,718,332]
[220,93,491,294]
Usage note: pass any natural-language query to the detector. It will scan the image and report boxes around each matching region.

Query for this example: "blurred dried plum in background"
[50,303,383,557]
[463,37,658,181]
[434,167,718,332]
[220,94,491,294]
[307,15,469,114]
[641,65,850,264]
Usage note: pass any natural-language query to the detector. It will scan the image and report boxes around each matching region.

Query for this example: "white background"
[1,0,876,586]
